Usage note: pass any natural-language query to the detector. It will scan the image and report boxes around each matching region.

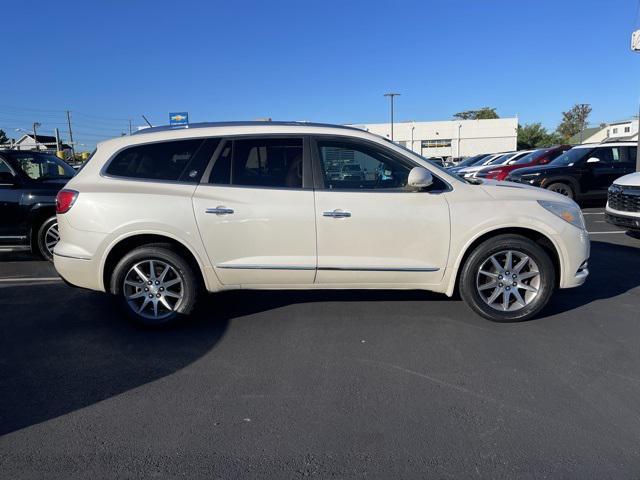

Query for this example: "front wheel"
[546,182,574,199]
[110,245,199,326]
[459,235,555,322]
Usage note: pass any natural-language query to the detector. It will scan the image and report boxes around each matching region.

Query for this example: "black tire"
[546,182,574,200]
[459,234,555,322]
[36,216,59,261]
[110,244,200,327]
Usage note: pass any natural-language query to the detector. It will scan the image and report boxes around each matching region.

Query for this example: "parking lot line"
[583,212,605,215]
[587,231,626,234]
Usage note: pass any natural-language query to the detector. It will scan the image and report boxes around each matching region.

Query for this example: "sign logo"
[169,112,189,126]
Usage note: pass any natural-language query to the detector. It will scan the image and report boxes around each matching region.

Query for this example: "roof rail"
[131,120,364,135]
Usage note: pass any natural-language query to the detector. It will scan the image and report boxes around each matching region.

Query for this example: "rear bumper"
[53,252,104,292]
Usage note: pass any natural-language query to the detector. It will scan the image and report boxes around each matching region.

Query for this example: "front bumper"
[605,207,640,232]
[554,226,590,289]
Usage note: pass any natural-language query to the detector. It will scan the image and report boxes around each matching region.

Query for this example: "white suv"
[54,122,590,325]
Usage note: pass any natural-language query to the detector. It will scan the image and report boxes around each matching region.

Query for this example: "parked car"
[446,153,491,170]
[340,163,365,181]
[448,153,503,175]
[0,150,75,260]
[605,171,640,234]
[476,145,571,181]
[506,142,637,200]
[457,151,534,178]
[54,121,589,326]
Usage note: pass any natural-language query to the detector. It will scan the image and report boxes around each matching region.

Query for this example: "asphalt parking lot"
[1,206,639,478]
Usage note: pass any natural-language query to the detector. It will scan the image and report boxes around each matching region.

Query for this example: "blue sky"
[3,0,640,149]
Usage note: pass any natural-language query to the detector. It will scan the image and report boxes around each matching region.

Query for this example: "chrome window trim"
[216,264,439,272]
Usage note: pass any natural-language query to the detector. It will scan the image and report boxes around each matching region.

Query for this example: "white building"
[572,119,639,144]
[349,117,518,159]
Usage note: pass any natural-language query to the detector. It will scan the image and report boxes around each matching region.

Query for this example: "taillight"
[56,189,78,214]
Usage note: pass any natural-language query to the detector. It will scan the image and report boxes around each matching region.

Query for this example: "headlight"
[538,200,585,230]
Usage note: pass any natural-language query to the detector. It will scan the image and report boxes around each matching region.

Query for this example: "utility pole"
[32,122,41,150]
[54,128,61,152]
[384,92,400,141]
[631,30,640,170]
[129,119,133,135]
[66,110,76,160]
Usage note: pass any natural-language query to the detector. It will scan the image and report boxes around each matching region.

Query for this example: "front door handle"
[206,206,234,215]
[323,209,351,218]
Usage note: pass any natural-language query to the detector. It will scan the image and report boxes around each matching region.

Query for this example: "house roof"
[568,127,601,144]
[15,133,71,149]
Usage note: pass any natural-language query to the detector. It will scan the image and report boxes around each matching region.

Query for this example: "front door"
[0,158,24,243]
[311,137,450,285]
[192,136,317,285]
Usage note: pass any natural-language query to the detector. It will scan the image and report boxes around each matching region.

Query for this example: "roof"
[573,141,636,148]
[568,127,601,144]
[15,133,71,149]
[132,121,364,136]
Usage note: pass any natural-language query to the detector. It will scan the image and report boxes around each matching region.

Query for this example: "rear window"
[106,139,203,181]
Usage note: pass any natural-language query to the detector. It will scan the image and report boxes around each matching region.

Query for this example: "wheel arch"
[28,204,56,252]
[101,233,209,293]
[448,227,561,296]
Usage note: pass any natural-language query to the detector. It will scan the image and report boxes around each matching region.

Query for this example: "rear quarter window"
[105,139,204,181]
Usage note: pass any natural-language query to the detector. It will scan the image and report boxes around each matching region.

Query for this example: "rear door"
[192,136,317,285]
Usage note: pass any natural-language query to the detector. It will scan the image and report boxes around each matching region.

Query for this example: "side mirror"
[586,157,600,164]
[407,166,433,190]
[0,172,15,186]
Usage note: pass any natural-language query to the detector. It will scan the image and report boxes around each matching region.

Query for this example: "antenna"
[142,115,153,128]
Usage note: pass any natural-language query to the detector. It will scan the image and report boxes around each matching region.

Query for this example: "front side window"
[106,139,203,181]
[317,139,410,190]
[4,152,75,180]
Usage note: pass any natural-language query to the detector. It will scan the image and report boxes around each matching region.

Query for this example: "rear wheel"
[110,245,199,326]
[36,216,59,261]
[459,234,555,322]
[546,182,574,199]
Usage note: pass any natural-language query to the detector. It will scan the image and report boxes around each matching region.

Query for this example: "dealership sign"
[169,112,189,126]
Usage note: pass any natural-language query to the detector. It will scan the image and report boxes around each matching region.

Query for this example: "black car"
[506,142,637,200]
[0,150,75,260]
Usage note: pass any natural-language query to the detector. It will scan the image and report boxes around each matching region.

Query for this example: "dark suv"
[0,150,75,260]
[506,142,637,200]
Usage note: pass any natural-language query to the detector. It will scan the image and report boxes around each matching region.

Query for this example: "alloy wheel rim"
[552,186,570,196]
[123,259,184,320]
[476,250,541,312]
[44,222,60,257]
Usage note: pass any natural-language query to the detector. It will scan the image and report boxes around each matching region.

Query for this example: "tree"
[557,103,592,140]
[517,123,563,150]
[453,107,499,120]
[0,129,8,144]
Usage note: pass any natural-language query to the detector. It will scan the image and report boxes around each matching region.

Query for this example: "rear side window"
[106,139,203,181]
[208,138,304,189]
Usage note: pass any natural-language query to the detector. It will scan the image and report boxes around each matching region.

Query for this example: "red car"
[475,145,572,181]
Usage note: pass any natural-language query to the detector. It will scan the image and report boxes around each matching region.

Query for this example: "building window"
[421,139,452,148]
[397,141,408,147]
[612,128,618,134]
[625,126,631,133]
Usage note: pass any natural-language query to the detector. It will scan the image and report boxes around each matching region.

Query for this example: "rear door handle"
[206,206,234,215]
[323,209,351,218]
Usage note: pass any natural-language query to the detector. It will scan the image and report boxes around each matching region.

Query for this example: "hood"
[478,179,577,205]
[458,164,494,174]
[508,163,567,177]
[612,171,640,186]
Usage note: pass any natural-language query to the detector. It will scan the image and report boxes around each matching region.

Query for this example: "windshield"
[550,148,591,166]
[513,149,545,165]
[487,153,514,165]
[5,151,76,180]
[456,155,483,168]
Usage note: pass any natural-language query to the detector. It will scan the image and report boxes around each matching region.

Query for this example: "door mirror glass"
[407,167,433,190]
[0,171,15,185]
[586,157,600,164]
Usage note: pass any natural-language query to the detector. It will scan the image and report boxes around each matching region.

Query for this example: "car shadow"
[1,240,635,434]
[542,240,640,317]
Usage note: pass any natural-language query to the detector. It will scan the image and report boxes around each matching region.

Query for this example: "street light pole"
[383,93,400,141]
[631,29,640,170]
